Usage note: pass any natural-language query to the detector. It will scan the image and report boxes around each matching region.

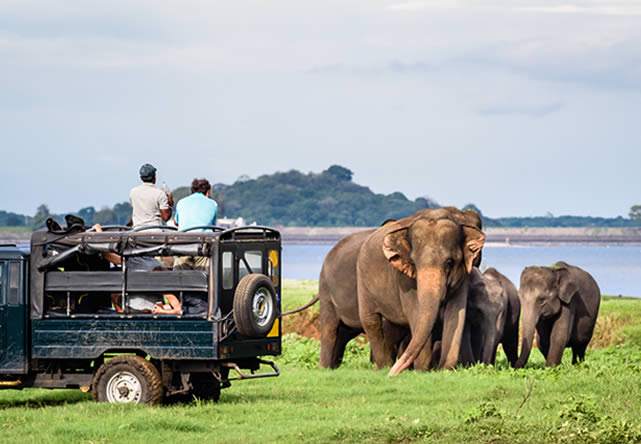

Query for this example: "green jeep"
[0,220,281,404]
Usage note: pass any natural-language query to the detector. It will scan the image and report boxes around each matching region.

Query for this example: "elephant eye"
[445,259,454,271]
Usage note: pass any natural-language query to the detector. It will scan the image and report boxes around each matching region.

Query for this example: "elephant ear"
[557,269,577,304]
[462,225,486,274]
[383,228,416,279]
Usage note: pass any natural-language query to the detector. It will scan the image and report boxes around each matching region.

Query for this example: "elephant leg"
[501,326,519,368]
[439,283,468,370]
[545,311,572,366]
[319,297,343,369]
[361,311,395,369]
[572,343,588,364]
[332,324,362,367]
[536,330,550,360]
[458,323,475,366]
[383,320,410,364]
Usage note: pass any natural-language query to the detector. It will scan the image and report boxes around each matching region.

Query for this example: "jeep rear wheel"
[233,274,277,338]
[92,355,163,405]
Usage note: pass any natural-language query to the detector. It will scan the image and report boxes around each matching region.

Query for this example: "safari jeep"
[0,220,281,404]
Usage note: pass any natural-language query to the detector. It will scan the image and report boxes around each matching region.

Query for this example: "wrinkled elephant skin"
[357,208,486,375]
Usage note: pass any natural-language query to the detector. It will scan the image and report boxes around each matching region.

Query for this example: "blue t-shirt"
[174,192,218,232]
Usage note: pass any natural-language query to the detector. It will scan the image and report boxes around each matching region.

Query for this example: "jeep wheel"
[233,274,277,338]
[92,355,163,405]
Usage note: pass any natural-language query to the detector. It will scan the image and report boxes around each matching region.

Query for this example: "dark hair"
[191,178,211,195]
[141,174,155,183]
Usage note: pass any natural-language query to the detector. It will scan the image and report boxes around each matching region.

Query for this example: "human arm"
[92,224,122,265]
[152,293,182,315]
[158,192,173,222]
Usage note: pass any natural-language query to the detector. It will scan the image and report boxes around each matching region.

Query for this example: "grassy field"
[1,280,640,443]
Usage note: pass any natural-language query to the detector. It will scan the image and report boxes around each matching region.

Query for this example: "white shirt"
[129,182,170,228]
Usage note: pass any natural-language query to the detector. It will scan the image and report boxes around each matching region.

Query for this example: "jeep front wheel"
[92,355,163,405]
[233,274,277,338]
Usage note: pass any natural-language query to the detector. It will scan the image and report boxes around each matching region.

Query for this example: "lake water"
[282,244,641,297]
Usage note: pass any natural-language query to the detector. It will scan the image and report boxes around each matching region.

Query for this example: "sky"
[1,0,640,219]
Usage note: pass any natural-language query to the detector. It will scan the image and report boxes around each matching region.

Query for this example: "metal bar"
[222,359,280,380]
[121,255,127,314]
[66,291,70,316]
[207,244,216,320]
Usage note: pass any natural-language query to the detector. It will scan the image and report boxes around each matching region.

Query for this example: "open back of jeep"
[0,225,281,404]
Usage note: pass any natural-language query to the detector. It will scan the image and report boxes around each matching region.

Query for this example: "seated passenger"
[112,292,181,315]
[92,224,182,314]
[182,294,208,315]
[92,224,165,271]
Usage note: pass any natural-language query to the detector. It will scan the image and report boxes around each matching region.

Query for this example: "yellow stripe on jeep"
[267,318,279,337]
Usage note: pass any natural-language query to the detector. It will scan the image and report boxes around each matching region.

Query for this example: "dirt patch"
[282,310,321,340]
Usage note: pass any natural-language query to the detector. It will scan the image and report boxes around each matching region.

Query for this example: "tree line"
[3,165,641,229]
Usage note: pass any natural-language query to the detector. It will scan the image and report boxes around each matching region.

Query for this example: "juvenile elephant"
[463,267,520,366]
[357,208,486,375]
[515,261,600,368]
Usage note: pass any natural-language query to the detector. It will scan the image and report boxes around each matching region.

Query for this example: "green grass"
[281,278,319,313]
[0,281,640,443]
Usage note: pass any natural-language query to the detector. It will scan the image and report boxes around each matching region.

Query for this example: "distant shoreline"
[277,226,641,246]
[4,226,641,246]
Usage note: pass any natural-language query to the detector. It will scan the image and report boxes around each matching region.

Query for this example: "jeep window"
[239,250,263,281]
[8,262,20,305]
[222,252,233,290]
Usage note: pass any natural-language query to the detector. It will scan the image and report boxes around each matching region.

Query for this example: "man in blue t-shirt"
[173,178,218,270]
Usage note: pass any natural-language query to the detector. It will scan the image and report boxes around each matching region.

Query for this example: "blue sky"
[1,1,639,218]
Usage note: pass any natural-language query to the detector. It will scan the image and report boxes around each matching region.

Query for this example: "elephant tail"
[282,294,320,316]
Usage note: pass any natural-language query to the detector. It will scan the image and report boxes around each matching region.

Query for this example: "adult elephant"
[357,208,486,375]
[515,261,600,368]
[318,208,482,370]
[464,267,520,367]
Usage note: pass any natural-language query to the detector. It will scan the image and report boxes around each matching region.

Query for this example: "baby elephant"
[516,261,600,368]
[462,267,521,367]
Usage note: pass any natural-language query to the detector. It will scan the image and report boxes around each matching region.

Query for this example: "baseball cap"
[139,163,157,180]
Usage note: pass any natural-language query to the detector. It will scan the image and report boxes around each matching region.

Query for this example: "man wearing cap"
[130,163,174,229]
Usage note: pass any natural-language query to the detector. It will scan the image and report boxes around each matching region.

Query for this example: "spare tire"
[233,274,278,338]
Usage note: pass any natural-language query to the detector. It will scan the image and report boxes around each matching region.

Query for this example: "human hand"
[92,224,103,232]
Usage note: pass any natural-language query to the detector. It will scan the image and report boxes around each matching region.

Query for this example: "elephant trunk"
[515,308,538,369]
[388,269,445,376]
[480,327,497,365]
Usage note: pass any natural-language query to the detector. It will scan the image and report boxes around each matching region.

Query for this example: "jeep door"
[0,259,28,373]
[0,261,5,365]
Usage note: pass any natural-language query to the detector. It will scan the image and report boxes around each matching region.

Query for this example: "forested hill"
[173,165,439,226]
[3,165,641,229]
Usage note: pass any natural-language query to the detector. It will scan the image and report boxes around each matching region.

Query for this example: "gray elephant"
[462,267,520,367]
[515,261,600,368]
[318,208,482,370]
[357,208,486,375]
